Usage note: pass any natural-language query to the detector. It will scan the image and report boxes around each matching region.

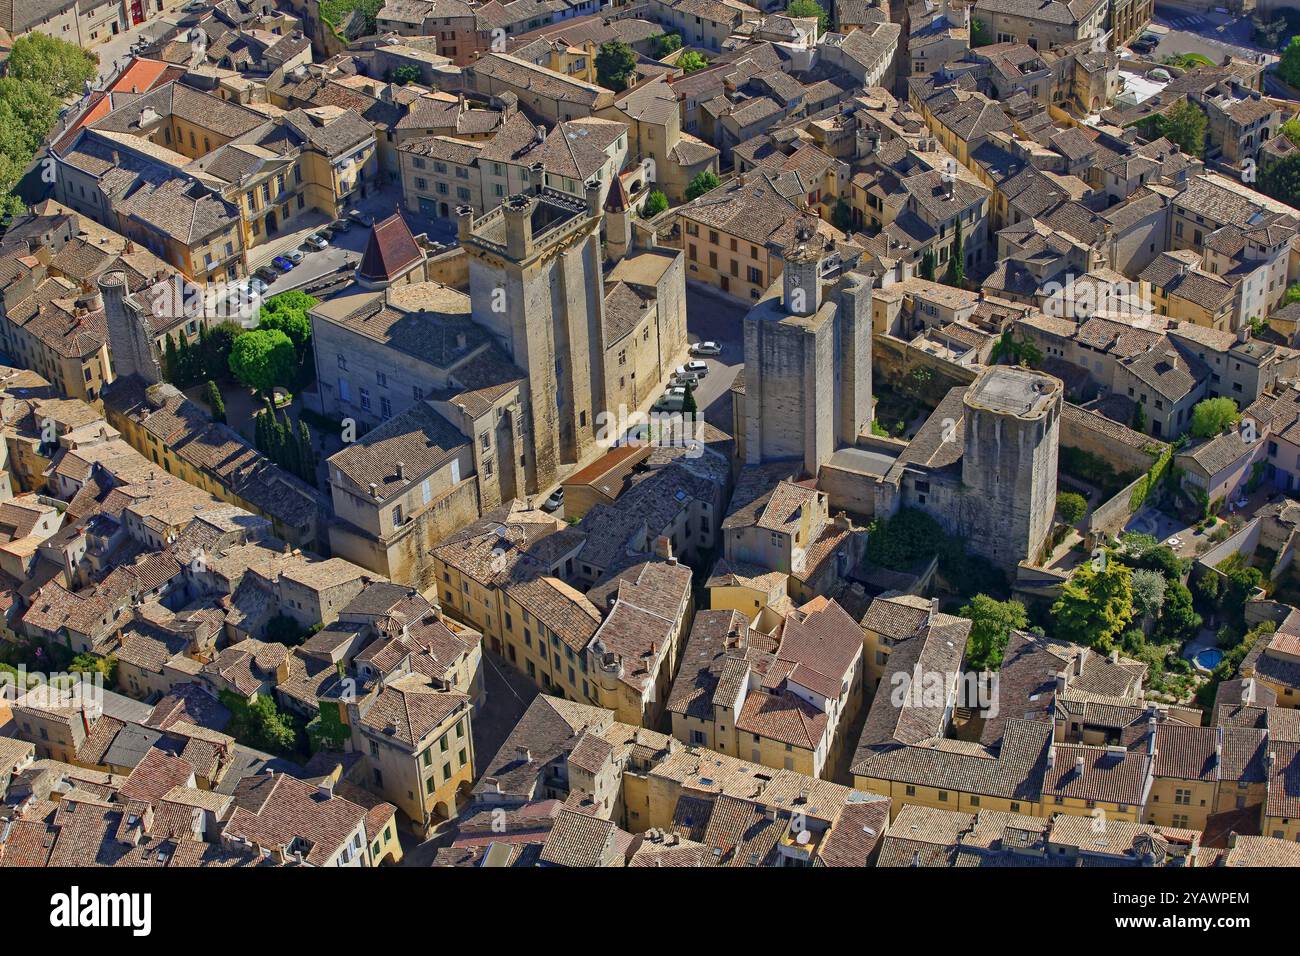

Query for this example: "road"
[92,9,192,83]
[1146,5,1277,66]
[681,283,747,432]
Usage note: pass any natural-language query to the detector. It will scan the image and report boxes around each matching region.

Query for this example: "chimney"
[368,482,378,498]
[1073,649,1086,676]
[1238,324,1250,344]
[584,177,602,218]
[1074,754,1085,775]
[1047,745,1055,769]
[501,194,536,260]
[529,162,545,194]
[1055,670,1068,693]
[455,204,475,242]
[1242,678,1256,705]
[396,462,406,480]
[516,745,532,763]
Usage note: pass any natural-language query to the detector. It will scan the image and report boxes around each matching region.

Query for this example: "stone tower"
[742,221,872,474]
[458,176,608,496]
[100,271,162,386]
[603,175,633,262]
[960,366,1061,569]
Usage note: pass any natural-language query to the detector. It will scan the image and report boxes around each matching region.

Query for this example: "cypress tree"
[298,419,316,483]
[164,334,179,383]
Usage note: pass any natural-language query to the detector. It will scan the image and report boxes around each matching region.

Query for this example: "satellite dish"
[796,830,811,845]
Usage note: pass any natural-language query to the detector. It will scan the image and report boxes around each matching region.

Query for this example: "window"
[337,354,348,370]
[376,371,387,387]
[359,387,371,410]
[413,385,424,401]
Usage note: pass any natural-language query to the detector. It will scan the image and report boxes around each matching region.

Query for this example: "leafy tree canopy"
[786,0,828,30]
[958,594,1027,671]
[1190,396,1240,439]
[6,33,97,99]
[596,41,638,92]
[1050,557,1134,650]
[229,328,296,395]
[685,169,721,200]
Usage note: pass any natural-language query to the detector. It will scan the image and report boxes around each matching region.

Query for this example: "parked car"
[346,209,373,227]
[304,233,329,251]
[689,340,722,356]
[676,360,708,377]
[671,371,701,387]
[255,265,279,282]
[285,248,306,264]
[542,488,564,512]
[248,276,270,295]
[330,218,352,233]
[181,0,207,11]
[272,256,295,272]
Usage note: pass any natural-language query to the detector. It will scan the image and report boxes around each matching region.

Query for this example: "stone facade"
[741,223,872,474]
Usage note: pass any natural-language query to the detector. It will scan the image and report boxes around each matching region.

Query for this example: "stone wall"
[873,333,979,402]
[1060,403,1163,479]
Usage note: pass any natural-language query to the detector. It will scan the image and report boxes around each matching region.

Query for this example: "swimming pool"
[1194,648,1224,671]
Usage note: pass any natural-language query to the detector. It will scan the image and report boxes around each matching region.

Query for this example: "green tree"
[970,17,992,47]
[1282,117,1300,147]
[229,328,295,397]
[990,329,1043,367]
[786,0,828,30]
[391,64,421,85]
[1190,396,1240,438]
[163,333,180,383]
[220,690,298,755]
[1056,492,1087,525]
[6,32,97,99]
[1156,99,1207,158]
[1259,152,1300,209]
[643,189,669,217]
[69,653,116,684]
[201,321,244,381]
[204,380,226,424]
[1130,568,1167,622]
[919,250,936,281]
[681,379,702,416]
[958,594,1028,670]
[651,32,682,58]
[831,197,853,231]
[685,169,721,200]
[1278,35,1300,87]
[176,333,198,385]
[1051,557,1134,650]
[1283,282,1300,306]
[596,41,638,92]
[679,50,708,73]
[1153,579,1201,645]
[298,418,317,483]
[943,216,964,287]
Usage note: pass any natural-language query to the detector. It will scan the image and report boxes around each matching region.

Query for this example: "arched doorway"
[265,210,278,235]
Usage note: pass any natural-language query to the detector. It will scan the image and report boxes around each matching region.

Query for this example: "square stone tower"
[960,366,1062,570]
[742,220,872,474]
[458,177,607,495]
[99,271,163,386]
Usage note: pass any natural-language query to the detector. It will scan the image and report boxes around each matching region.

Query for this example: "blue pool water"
[1195,648,1224,670]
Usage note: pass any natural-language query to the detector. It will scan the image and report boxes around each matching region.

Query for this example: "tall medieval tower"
[458,171,609,496]
[100,271,163,386]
